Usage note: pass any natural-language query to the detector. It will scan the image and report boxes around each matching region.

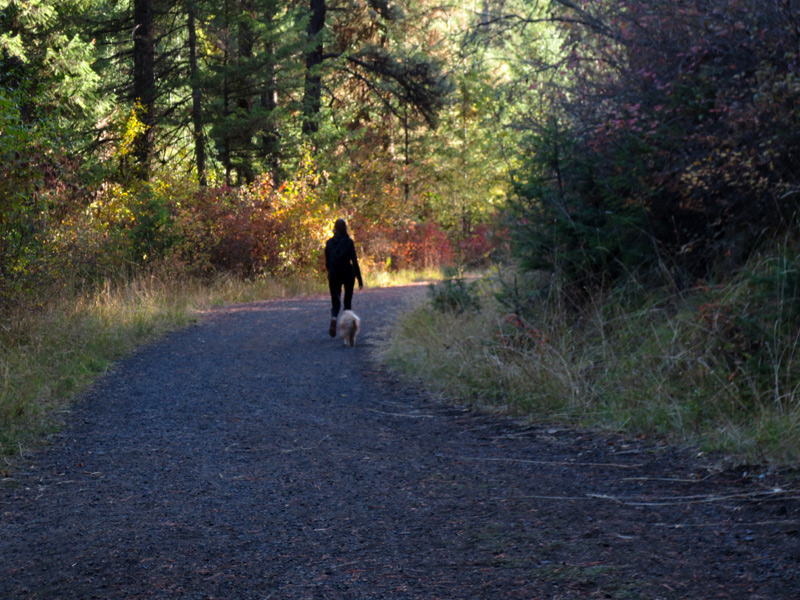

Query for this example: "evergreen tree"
[203,0,305,184]
[0,0,101,287]
[90,0,189,179]
[187,0,206,185]
[301,0,325,135]
[132,0,156,179]
[0,0,101,124]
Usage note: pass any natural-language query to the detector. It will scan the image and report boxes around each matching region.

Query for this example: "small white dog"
[338,310,361,347]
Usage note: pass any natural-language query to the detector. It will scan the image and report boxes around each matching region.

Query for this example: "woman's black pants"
[328,274,355,318]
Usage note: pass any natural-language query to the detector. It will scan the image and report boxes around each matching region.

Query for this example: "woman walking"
[324,218,363,337]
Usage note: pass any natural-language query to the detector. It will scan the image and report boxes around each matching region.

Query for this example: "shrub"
[512,0,800,290]
[457,223,496,268]
[390,221,454,271]
[428,275,480,314]
[62,153,336,280]
[0,91,89,303]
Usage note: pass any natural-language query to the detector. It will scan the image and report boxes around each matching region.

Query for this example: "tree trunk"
[187,0,206,186]
[261,3,281,181]
[261,51,280,180]
[221,0,233,185]
[236,0,256,183]
[132,0,156,180]
[301,0,326,136]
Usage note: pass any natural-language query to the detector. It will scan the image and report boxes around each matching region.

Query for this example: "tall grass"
[0,271,326,460]
[361,265,446,288]
[381,255,800,467]
[379,276,597,421]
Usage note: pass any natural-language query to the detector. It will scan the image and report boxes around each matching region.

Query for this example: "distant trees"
[2,0,499,299]
[0,0,473,195]
[200,0,302,184]
[78,0,450,186]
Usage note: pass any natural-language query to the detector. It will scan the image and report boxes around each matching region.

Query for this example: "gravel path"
[2,285,799,599]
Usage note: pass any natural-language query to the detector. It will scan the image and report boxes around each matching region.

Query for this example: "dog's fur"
[338,310,361,347]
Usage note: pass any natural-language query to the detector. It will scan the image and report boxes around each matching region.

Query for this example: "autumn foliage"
[1,145,494,310]
[513,0,800,286]
[47,155,339,285]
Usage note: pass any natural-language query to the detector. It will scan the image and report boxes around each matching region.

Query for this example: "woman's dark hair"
[334,218,348,236]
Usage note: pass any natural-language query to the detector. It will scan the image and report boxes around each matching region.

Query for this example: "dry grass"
[380,264,800,467]
[362,265,449,288]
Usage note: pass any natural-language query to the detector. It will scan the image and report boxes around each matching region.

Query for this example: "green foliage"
[427,275,480,314]
[127,189,173,264]
[0,89,91,302]
[0,0,101,122]
[691,245,800,415]
[749,253,800,331]
[0,90,39,285]
[202,0,307,183]
[510,118,657,292]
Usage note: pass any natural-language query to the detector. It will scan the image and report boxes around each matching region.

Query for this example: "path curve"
[2,285,799,599]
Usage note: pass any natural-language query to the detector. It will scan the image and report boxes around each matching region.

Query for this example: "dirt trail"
[2,285,799,599]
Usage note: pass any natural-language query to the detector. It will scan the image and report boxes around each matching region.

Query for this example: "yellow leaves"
[679,143,770,199]
[86,182,138,229]
[115,101,147,160]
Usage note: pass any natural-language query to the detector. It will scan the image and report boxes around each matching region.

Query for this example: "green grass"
[380,260,800,467]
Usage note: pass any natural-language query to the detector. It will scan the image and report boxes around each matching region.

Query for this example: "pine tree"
[301,0,325,136]
[0,0,101,124]
[203,0,306,184]
[187,0,206,185]
[132,0,156,179]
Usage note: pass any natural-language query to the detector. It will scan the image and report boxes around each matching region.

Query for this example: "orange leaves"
[167,152,336,277]
[496,313,549,353]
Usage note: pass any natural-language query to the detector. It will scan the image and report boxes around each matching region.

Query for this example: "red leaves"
[550,0,800,276]
[497,313,549,353]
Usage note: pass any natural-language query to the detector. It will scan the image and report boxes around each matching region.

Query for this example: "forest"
[2,0,800,463]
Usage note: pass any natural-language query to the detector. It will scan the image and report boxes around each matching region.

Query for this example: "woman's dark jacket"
[325,233,363,286]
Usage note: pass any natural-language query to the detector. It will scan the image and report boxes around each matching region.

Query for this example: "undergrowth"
[381,248,800,467]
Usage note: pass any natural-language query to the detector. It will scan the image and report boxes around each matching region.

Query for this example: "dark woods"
[1,0,798,308]
[509,0,800,291]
